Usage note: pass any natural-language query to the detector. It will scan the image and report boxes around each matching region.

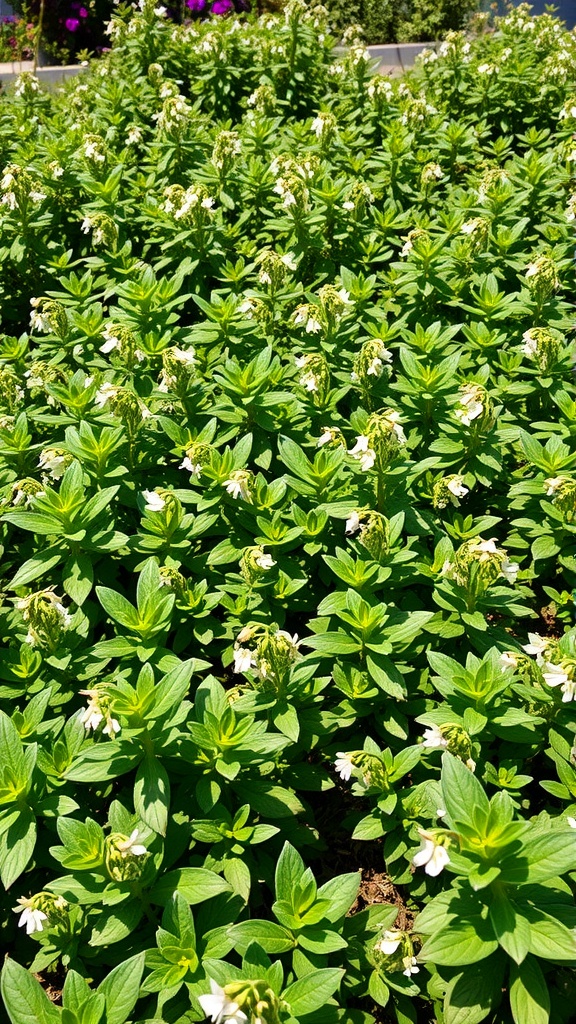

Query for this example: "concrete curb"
[0,60,85,84]
[367,41,437,68]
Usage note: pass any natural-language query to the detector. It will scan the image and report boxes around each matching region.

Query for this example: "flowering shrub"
[0,14,35,62]
[2,2,576,1023]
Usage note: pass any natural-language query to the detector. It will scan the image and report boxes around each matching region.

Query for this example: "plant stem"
[34,0,45,73]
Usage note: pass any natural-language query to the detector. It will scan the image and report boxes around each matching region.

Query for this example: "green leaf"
[134,757,170,836]
[227,920,294,954]
[223,856,251,902]
[10,547,63,588]
[1,959,61,1024]
[523,909,576,960]
[283,968,344,1015]
[441,753,489,834]
[419,919,497,967]
[55,817,105,870]
[97,953,145,1024]
[0,711,25,779]
[149,867,231,906]
[65,744,141,783]
[351,813,385,840]
[90,901,144,945]
[488,889,530,964]
[444,954,506,1024]
[95,586,139,628]
[150,659,195,718]
[275,842,305,902]
[368,971,389,1008]
[2,512,62,536]
[499,832,576,885]
[63,553,94,605]
[0,807,36,888]
[298,928,348,953]
[509,955,550,1024]
[238,781,304,818]
[316,872,360,921]
[302,632,361,654]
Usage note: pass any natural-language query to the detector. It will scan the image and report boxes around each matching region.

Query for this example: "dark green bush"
[317,0,479,43]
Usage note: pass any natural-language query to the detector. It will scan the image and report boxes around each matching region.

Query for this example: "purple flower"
[79,6,89,16]
[186,0,207,9]
[65,16,80,30]
[210,0,233,13]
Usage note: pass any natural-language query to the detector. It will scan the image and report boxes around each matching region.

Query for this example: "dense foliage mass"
[2,3,576,1023]
[315,0,479,46]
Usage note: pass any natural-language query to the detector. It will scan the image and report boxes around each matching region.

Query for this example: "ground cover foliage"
[2,3,576,1022]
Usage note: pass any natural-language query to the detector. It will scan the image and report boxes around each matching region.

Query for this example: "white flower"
[412,829,450,876]
[522,330,538,358]
[180,457,202,475]
[475,538,499,556]
[317,426,338,447]
[116,829,148,857]
[447,477,468,499]
[345,511,362,535]
[383,409,406,444]
[275,629,300,648]
[225,479,243,499]
[455,392,484,426]
[421,725,448,749]
[349,435,376,472]
[126,126,143,146]
[525,262,538,279]
[82,708,103,731]
[522,633,549,659]
[310,115,326,137]
[542,662,571,691]
[376,929,402,955]
[545,477,565,496]
[13,898,48,935]
[142,490,165,513]
[501,558,519,584]
[335,752,355,781]
[100,330,120,354]
[198,980,247,1024]
[38,450,67,480]
[300,371,319,391]
[500,651,519,669]
[102,716,121,736]
[233,647,255,674]
[567,816,576,829]
[95,382,119,407]
[366,356,383,376]
[254,550,276,570]
[402,956,420,977]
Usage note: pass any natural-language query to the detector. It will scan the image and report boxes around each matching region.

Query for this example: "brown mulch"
[34,971,64,1005]
[348,867,414,932]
